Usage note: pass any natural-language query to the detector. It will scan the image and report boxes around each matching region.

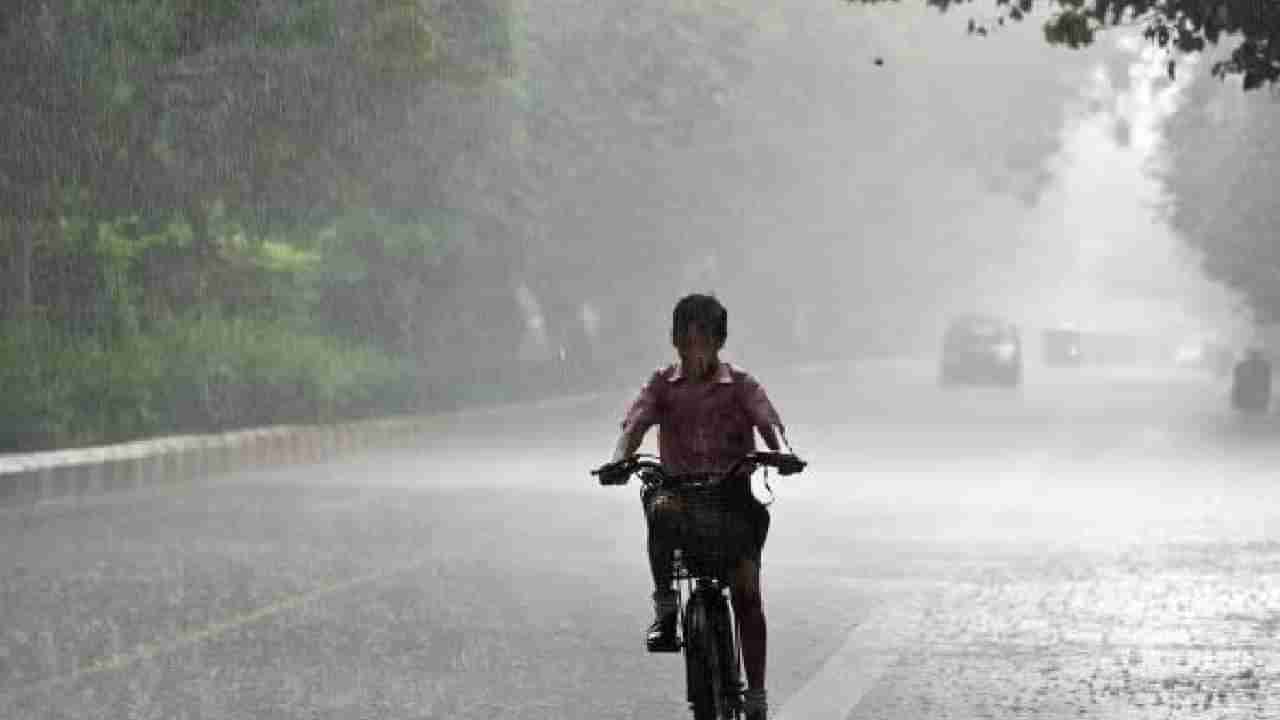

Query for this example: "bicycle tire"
[683,591,717,720]
[684,590,739,719]
[717,599,743,718]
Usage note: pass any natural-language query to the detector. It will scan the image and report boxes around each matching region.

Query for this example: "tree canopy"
[3,0,1280,449]
[1162,65,1280,323]
[920,0,1280,89]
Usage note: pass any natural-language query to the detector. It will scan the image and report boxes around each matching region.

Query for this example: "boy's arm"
[611,425,648,462]
[743,374,791,453]
[611,369,663,462]
[757,423,789,454]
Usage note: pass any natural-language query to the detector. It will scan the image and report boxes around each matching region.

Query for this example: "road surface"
[2,358,1278,719]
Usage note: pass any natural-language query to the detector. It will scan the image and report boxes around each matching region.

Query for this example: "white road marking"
[0,560,426,709]
[776,581,937,720]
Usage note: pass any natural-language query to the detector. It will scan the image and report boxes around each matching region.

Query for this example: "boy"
[597,293,793,720]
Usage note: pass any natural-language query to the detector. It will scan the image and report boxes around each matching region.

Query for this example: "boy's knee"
[647,494,682,530]
[652,494,681,513]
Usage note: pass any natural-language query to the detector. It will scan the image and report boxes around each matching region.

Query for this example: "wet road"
[2,357,1279,719]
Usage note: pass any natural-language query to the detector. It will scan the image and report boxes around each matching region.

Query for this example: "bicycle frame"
[641,466,750,719]
[593,451,806,720]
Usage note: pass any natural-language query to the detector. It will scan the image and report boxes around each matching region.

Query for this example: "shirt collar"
[668,361,733,384]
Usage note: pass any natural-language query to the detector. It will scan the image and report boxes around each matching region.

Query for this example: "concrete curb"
[0,417,433,506]
[0,358,850,507]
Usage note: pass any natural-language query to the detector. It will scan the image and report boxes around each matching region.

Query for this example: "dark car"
[1231,349,1272,414]
[940,314,1022,387]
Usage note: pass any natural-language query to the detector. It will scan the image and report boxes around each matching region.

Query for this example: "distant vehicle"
[1174,338,1235,376]
[1042,327,1083,367]
[1231,349,1272,414]
[1174,340,1206,369]
[940,314,1022,387]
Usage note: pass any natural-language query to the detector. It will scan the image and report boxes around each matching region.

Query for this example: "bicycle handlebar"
[591,451,806,486]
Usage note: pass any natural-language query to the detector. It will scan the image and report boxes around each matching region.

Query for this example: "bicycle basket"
[672,481,752,581]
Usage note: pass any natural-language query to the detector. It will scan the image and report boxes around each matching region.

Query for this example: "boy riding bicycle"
[596,294,796,720]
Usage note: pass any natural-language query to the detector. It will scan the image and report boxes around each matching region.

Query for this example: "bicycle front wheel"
[683,590,738,720]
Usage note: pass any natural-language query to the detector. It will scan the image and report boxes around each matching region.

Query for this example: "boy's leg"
[735,499,771,717]
[643,490,681,651]
[733,557,766,690]
[644,489,682,588]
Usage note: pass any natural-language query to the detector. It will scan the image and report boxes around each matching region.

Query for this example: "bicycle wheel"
[718,599,743,717]
[684,590,737,720]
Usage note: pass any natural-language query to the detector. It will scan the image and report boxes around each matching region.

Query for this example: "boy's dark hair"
[672,294,728,346]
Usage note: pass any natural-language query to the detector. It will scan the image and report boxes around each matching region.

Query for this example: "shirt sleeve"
[621,369,665,434]
[741,374,784,431]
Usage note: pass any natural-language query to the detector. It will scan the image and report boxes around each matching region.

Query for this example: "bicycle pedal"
[646,638,682,653]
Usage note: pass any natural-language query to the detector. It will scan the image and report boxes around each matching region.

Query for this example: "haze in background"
[574,2,1246,371]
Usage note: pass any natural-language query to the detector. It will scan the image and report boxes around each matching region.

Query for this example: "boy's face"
[675,325,722,381]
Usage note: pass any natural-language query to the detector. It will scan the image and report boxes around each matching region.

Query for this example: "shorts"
[641,480,770,569]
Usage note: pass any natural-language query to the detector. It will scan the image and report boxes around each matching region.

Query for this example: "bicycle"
[593,451,806,720]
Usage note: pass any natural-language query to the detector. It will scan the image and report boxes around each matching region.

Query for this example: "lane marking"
[0,560,426,709]
[776,584,937,720]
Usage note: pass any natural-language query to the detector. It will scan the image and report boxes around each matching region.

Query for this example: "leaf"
[1204,18,1220,43]
[356,1,439,76]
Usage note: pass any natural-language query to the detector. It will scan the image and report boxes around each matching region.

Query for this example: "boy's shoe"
[646,590,680,652]
[743,688,767,720]
[645,615,679,652]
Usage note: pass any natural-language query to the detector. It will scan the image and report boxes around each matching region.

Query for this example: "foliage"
[1161,71,1280,323]
[0,315,414,451]
[912,0,1280,88]
[11,0,1280,451]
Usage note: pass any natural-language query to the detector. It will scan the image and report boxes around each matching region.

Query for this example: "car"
[940,314,1022,387]
[1174,338,1236,377]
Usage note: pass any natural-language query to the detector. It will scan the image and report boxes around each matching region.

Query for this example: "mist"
[487,1,1247,380]
[5,3,1280,719]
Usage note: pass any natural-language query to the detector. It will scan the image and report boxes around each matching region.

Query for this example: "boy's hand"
[749,451,806,476]
[592,459,632,485]
[774,453,806,476]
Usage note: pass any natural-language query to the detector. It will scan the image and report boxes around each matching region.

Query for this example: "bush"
[143,314,417,432]
[0,320,81,450]
[0,315,415,452]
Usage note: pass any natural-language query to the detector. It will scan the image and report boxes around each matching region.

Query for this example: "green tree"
[1162,69,1280,322]
[0,1,513,321]
[915,0,1280,89]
